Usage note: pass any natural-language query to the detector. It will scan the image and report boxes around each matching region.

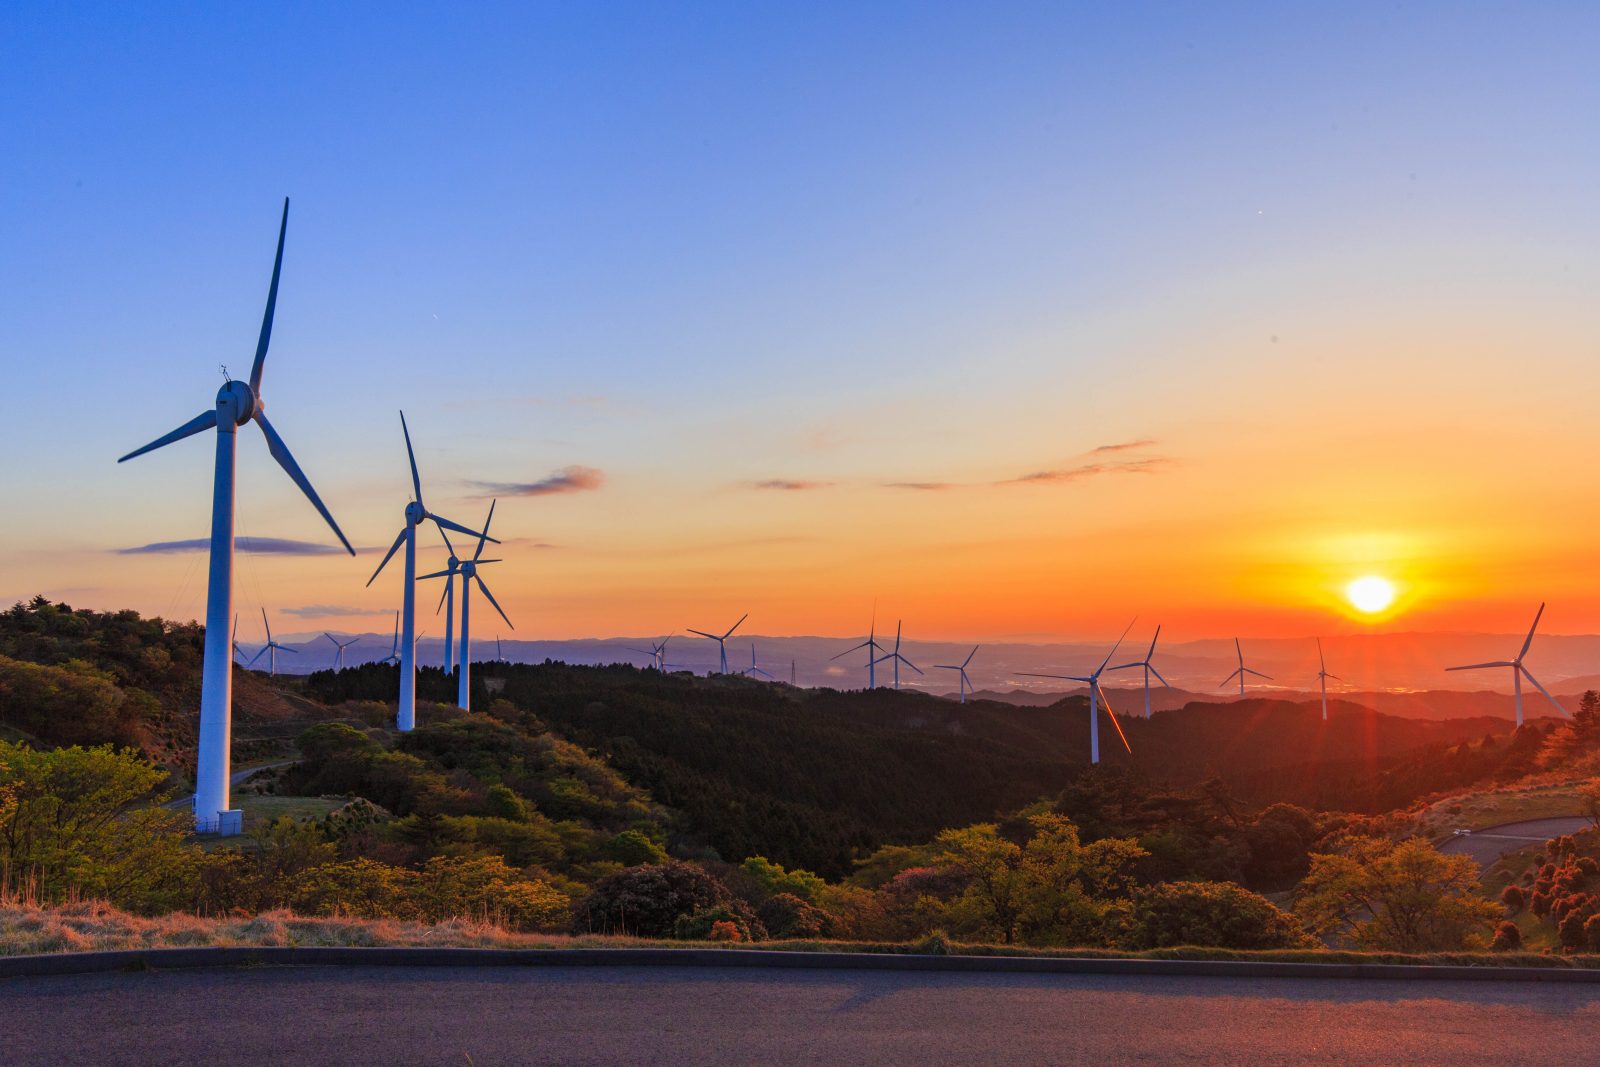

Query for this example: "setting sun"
[1346,575,1397,614]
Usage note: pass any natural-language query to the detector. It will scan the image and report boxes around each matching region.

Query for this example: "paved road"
[4,964,1600,1065]
[1438,817,1592,867]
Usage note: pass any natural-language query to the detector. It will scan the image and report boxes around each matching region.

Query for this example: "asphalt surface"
[1437,817,1593,867]
[5,964,1600,1065]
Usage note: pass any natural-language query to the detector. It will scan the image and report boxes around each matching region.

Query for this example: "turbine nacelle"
[405,500,427,525]
[215,379,257,425]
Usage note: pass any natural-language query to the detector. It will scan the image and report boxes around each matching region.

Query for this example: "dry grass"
[1413,782,1590,841]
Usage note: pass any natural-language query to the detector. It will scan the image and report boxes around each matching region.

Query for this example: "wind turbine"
[689,613,747,674]
[116,199,352,835]
[230,614,246,664]
[1219,638,1271,697]
[739,643,776,680]
[1315,638,1341,721]
[496,635,505,663]
[872,620,923,690]
[1447,603,1568,727]
[423,500,512,711]
[431,528,463,677]
[626,635,672,671]
[1019,621,1137,765]
[247,609,297,676]
[323,632,359,671]
[935,645,980,704]
[367,412,493,731]
[1111,626,1171,718]
[831,613,885,689]
[379,612,402,665]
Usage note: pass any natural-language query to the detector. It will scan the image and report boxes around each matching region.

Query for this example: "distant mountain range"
[244,628,1600,720]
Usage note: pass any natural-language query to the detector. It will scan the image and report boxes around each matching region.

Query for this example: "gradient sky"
[4,2,1599,644]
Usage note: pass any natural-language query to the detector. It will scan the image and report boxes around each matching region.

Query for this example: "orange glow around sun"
[1346,575,1397,615]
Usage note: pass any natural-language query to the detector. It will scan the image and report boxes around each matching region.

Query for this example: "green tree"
[288,859,418,920]
[1119,881,1313,950]
[1295,837,1500,951]
[412,854,569,930]
[740,855,826,902]
[0,740,196,910]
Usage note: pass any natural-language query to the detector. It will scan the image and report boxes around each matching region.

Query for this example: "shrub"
[602,830,667,867]
[571,861,729,937]
[671,899,767,942]
[1120,881,1313,950]
[1491,920,1521,951]
[1586,914,1600,952]
[757,892,834,939]
[412,855,568,930]
[1501,884,1526,911]
[1559,912,1589,952]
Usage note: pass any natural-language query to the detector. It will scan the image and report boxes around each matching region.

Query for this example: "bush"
[1559,912,1589,951]
[1585,914,1600,952]
[412,855,568,930]
[602,829,667,867]
[757,892,834,939]
[571,861,729,937]
[671,899,767,942]
[1120,881,1313,950]
[1491,920,1522,951]
[1501,884,1526,912]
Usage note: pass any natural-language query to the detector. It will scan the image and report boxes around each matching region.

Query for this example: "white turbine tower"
[872,620,923,690]
[247,609,297,676]
[1447,603,1568,727]
[1219,638,1271,697]
[1019,621,1137,765]
[367,413,491,731]
[689,613,747,674]
[1315,637,1341,721]
[739,643,776,680]
[432,528,463,677]
[1111,625,1171,718]
[934,645,979,704]
[379,612,402,665]
[626,635,672,671]
[445,501,511,711]
[116,198,354,834]
[323,632,359,671]
[831,614,885,689]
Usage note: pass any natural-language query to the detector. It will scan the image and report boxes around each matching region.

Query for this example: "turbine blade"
[417,569,453,580]
[261,607,271,642]
[1219,669,1242,689]
[437,524,458,557]
[473,499,497,561]
[249,198,290,394]
[367,528,408,586]
[963,645,979,667]
[1519,666,1569,717]
[1148,664,1171,689]
[1243,668,1272,679]
[435,575,452,614]
[255,412,354,555]
[323,632,336,646]
[1446,661,1514,671]
[476,574,513,628]
[246,647,265,667]
[118,409,219,463]
[725,613,749,639]
[1018,672,1079,681]
[688,629,718,640]
[430,514,497,543]
[1147,625,1161,658]
[902,657,924,675]
[400,410,423,504]
[830,642,869,660]
[1520,602,1546,661]
[1098,617,1138,674]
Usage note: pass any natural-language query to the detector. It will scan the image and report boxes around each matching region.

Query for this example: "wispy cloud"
[283,605,391,619]
[1091,438,1157,454]
[885,481,956,491]
[1000,457,1170,485]
[118,537,349,556]
[498,537,561,550]
[470,466,605,497]
[745,479,833,491]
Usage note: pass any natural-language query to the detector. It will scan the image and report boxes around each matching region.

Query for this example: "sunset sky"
[3,3,1599,643]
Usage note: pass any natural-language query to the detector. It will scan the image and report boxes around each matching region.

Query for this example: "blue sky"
[4,3,1599,640]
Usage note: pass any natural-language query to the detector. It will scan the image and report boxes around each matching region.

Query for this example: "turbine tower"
[1019,621,1137,764]
[1447,603,1568,726]
[831,613,885,689]
[323,632,359,671]
[426,500,511,711]
[116,199,353,834]
[1219,638,1271,697]
[432,528,463,677]
[379,612,402,665]
[872,620,923,690]
[934,645,979,704]
[1315,637,1341,721]
[367,413,491,731]
[689,613,747,674]
[247,610,297,676]
[739,643,776,680]
[1111,625,1171,718]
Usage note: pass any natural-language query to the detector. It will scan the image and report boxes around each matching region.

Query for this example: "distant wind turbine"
[323,632,359,671]
[832,612,886,689]
[689,613,747,674]
[231,613,245,664]
[367,412,493,731]
[1111,625,1171,718]
[116,198,353,835]
[872,620,923,690]
[935,645,980,704]
[247,609,296,676]
[626,635,672,671]
[432,528,464,676]
[1447,603,1568,727]
[1219,638,1271,697]
[739,643,776,680]
[1019,620,1137,765]
[379,612,402,665]
[422,500,512,712]
[1315,638,1341,721]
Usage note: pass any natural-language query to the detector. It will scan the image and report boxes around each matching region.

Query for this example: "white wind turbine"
[379,612,402,665]
[431,527,464,677]
[231,614,246,664]
[689,613,747,674]
[626,635,672,671]
[934,645,979,704]
[1019,621,1137,765]
[247,608,297,676]
[1219,638,1271,697]
[116,199,353,834]
[1111,625,1171,718]
[831,613,886,689]
[739,643,776,680]
[1447,603,1568,727]
[1315,638,1341,721]
[367,412,492,731]
[323,632,359,671]
[424,500,512,712]
[872,620,923,690]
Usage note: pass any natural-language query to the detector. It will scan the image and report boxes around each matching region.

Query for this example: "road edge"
[6,946,1600,982]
